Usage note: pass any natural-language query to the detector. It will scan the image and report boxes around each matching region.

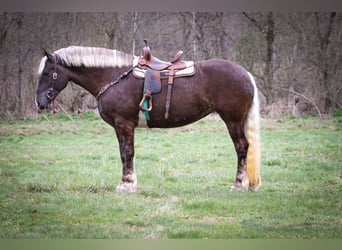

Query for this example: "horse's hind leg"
[223,120,250,191]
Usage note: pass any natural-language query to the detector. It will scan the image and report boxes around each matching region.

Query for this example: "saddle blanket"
[133,57,195,79]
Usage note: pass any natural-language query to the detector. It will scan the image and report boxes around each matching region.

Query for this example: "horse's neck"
[68,66,126,97]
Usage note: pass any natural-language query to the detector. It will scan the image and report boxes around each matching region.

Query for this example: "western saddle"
[137,40,190,119]
[138,40,185,71]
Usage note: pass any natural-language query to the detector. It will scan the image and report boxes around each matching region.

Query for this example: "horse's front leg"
[114,120,137,192]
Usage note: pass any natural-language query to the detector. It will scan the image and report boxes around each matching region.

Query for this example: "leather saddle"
[134,40,195,119]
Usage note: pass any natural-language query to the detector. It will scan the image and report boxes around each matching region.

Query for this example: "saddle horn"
[142,40,151,61]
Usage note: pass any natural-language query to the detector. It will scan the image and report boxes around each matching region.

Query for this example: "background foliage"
[0,12,341,119]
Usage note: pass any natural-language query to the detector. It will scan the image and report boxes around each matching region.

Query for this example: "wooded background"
[0,12,341,119]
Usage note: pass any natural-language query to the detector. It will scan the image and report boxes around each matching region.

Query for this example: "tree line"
[0,12,341,119]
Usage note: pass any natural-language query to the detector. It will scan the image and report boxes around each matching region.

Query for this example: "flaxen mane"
[38,46,133,75]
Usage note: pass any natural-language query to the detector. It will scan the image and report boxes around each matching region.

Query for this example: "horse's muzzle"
[35,96,50,110]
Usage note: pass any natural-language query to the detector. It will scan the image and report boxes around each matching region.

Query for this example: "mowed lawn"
[0,113,341,239]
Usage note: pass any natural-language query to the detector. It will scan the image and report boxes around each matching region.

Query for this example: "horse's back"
[145,58,255,127]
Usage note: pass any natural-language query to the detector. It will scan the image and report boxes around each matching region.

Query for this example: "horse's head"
[35,49,68,110]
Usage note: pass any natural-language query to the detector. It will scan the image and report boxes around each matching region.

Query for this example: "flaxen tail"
[244,72,261,191]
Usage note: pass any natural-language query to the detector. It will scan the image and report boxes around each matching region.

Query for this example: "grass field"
[0,112,341,239]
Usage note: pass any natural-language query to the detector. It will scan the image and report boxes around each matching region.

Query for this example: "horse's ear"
[42,48,48,56]
[42,49,54,61]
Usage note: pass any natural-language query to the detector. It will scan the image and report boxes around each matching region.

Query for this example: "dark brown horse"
[35,46,261,192]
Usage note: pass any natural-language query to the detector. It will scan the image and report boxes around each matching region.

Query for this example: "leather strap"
[96,67,134,100]
[164,66,175,119]
[164,84,173,119]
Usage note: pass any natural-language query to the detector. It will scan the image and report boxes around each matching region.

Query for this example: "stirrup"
[139,94,153,112]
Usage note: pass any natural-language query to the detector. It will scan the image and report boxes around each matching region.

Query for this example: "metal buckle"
[52,72,58,80]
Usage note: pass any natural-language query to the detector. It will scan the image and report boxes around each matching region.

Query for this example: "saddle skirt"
[133,57,195,80]
[133,55,195,120]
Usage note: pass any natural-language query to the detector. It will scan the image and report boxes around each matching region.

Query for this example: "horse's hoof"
[248,185,260,192]
[230,183,249,192]
[116,182,137,192]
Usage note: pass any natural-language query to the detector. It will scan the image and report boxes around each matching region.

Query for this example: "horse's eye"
[47,89,55,99]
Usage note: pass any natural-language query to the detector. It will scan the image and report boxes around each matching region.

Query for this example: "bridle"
[44,53,134,102]
[46,53,58,100]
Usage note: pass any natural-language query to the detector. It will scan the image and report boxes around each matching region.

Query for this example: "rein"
[96,66,135,100]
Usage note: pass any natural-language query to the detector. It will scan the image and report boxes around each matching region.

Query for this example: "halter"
[46,53,58,100]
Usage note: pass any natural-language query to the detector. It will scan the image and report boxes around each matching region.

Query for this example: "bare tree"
[288,12,342,113]
[192,12,229,59]
[176,12,197,60]
[242,12,278,105]
[132,12,138,55]
[14,13,25,118]
[314,12,340,112]
[0,13,15,50]
[1,12,340,119]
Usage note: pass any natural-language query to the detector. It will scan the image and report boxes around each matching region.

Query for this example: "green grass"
[0,113,341,238]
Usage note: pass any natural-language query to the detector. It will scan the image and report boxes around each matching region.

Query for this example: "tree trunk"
[192,12,197,61]
[132,12,138,55]
[242,12,277,105]
[264,12,276,105]
[315,12,337,113]
[16,13,24,119]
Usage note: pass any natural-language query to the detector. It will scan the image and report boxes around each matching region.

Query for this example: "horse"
[35,46,261,192]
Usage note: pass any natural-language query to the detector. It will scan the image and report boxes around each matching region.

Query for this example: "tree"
[1,12,341,119]
[242,12,278,105]
[314,12,340,112]
[15,13,24,118]
[288,12,342,113]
